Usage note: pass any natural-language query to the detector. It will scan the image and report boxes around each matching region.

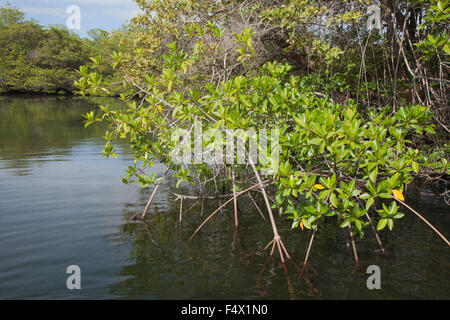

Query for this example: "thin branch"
[395,199,450,246]
[133,159,173,220]
[248,192,266,221]
[365,212,385,254]
[349,224,359,265]
[299,223,317,279]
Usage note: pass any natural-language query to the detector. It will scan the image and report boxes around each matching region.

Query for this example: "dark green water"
[0,96,448,299]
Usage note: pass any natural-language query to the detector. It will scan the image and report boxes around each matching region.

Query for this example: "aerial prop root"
[395,198,450,247]
[189,180,272,241]
[248,156,291,266]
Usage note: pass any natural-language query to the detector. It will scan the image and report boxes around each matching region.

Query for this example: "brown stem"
[178,198,183,225]
[264,239,274,251]
[349,225,359,265]
[395,199,450,246]
[248,157,290,262]
[136,123,194,220]
[200,199,204,219]
[248,192,266,221]
[231,164,238,228]
[269,240,276,256]
[134,159,173,220]
[172,192,235,200]
[365,212,385,254]
[279,238,290,259]
[299,224,317,279]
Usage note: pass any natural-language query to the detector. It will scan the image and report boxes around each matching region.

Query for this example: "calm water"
[0,96,448,299]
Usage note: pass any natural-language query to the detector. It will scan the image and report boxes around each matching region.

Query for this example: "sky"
[2,0,141,38]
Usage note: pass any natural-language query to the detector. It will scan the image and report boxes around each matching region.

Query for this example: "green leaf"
[393,212,404,219]
[180,62,188,74]
[365,197,374,210]
[369,167,378,184]
[330,192,338,208]
[387,218,394,230]
[309,138,322,145]
[340,219,351,228]
[377,218,387,231]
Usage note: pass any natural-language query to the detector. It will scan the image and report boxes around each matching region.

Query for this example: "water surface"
[0,96,448,299]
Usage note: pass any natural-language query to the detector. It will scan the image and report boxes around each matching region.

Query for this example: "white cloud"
[105,8,141,21]
[20,6,67,19]
[10,0,141,36]
[35,0,137,6]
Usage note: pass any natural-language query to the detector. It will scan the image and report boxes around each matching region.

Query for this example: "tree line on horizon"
[0,5,117,95]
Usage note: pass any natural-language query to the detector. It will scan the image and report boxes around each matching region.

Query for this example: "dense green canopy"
[0,6,112,94]
[78,0,449,255]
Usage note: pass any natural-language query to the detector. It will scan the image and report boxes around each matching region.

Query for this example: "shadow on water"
[108,178,450,299]
[0,95,107,174]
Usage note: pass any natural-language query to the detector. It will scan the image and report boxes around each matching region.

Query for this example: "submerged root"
[189,180,272,241]
[264,236,291,268]
[299,225,317,279]
[248,156,291,265]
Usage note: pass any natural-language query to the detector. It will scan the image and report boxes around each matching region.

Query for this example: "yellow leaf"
[314,184,325,190]
[155,104,162,113]
[392,189,404,201]
[300,221,304,231]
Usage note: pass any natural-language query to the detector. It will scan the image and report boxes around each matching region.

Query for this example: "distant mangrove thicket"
[0,5,118,94]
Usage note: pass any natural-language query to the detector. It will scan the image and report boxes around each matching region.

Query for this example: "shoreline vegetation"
[2,1,449,271]
[0,5,120,96]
